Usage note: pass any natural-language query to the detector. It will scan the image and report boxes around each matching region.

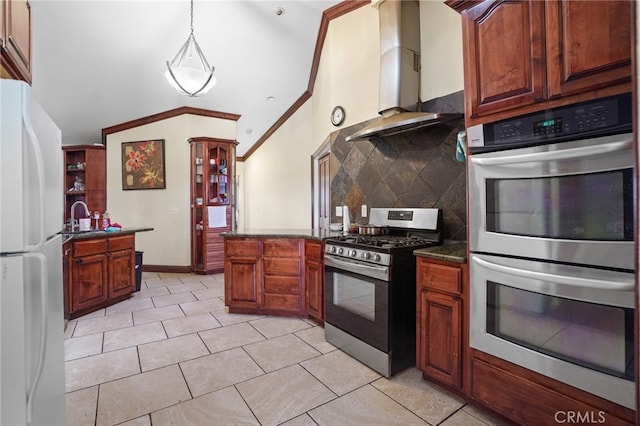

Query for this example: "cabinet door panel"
[225,258,261,308]
[418,290,461,388]
[109,249,135,298]
[3,0,31,82]
[463,0,545,117]
[305,259,323,320]
[71,254,108,311]
[546,0,631,98]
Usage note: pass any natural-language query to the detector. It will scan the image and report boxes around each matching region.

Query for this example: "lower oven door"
[324,255,389,352]
[470,253,635,409]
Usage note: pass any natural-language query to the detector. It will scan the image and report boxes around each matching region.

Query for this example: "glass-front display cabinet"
[63,145,106,229]
[189,137,237,274]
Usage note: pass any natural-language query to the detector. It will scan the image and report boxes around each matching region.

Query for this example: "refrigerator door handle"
[23,252,49,425]
[22,100,47,252]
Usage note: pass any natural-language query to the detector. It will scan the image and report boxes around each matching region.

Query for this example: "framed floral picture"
[121,139,166,190]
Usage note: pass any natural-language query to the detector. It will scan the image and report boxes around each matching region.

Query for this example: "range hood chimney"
[345,0,462,142]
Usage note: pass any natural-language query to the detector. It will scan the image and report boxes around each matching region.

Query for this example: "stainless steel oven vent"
[345,0,462,142]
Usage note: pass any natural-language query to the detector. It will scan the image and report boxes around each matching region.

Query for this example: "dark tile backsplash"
[329,118,467,241]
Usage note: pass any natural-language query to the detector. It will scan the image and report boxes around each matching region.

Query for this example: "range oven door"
[324,254,389,352]
[470,253,635,409]
[468,133,634,270]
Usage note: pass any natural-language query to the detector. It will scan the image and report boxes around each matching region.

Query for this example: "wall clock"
[331,106,345,126]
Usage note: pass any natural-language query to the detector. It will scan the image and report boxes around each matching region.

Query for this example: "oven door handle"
[472,256,634,292]
[470,139,632,166]
[325,255,389,280]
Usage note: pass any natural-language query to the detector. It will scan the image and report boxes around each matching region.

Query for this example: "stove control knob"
[349,249,357,257]
[338,247,344,255]
[330,246,337,253]
[373,254,382,262]
[362,252,371,260]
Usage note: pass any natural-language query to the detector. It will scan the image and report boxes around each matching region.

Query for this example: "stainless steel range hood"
[345,0,463,142]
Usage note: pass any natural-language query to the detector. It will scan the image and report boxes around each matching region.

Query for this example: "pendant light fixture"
[165,0,216,97]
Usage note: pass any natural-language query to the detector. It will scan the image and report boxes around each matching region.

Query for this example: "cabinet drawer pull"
[75,258,83,265]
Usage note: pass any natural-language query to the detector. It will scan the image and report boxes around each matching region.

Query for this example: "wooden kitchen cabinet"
[470,350,635,425]
[65,234,136,319]
[459,0,631,125]
[416,257,468,393]
[107,234,136,299]
[1,0,31,83]
[63,145,106,225]
[224,238,261,311]
[304,240,324,323]
[225,236,324,319]
[189,137,237,274]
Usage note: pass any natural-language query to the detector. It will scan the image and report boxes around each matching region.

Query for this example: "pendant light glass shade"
[165,0,216,97]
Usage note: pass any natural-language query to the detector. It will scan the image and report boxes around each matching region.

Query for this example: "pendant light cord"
[189,0,194,36]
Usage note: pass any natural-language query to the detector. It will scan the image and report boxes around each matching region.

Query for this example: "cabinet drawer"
[264,275,301,294]
[263,239,301,257]
[226,239,260,257]
[305,241,323,261]
[263,293,301,311]
[264,258,301,276]
[73,239,107,257]
[108,234,134,251]
[419,261,461,294]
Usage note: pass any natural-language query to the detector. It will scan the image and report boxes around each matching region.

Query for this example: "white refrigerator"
[0,79,66,425]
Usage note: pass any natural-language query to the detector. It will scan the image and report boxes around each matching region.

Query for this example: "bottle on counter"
[102,211,111,230]
[93,211,100,230]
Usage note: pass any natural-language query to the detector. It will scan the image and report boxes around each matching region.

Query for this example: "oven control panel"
[467,92,632,153]
[325,243,391,267]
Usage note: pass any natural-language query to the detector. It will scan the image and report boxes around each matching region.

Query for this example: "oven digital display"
[533,117,563,134]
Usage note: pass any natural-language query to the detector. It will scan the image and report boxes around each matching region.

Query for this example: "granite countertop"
[222,228,344,241]
[61,227,154,243]
[414,240,467,263]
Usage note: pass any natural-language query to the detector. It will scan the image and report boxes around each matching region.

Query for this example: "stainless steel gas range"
[324,207,442,377]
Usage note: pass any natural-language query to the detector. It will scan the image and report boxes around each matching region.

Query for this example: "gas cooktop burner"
[332,235,436,249]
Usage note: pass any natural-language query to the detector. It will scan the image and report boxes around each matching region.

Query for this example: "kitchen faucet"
[70,200,90,231]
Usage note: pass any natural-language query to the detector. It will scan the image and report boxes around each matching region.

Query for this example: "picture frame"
[121,139,166,190]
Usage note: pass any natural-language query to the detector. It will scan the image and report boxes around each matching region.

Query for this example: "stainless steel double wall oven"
[467,93,635,409]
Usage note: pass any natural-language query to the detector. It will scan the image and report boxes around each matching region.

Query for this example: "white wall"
[241,2,463,230]
[241,5,380,230]
[419,1,464,100]
[106,115,235,266]
[242,101,314,229]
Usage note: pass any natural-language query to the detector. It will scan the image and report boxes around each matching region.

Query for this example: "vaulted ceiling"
[29,0,350,156]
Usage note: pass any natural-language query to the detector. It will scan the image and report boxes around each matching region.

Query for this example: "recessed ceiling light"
[275,7,285,16]
[266,96,276,102]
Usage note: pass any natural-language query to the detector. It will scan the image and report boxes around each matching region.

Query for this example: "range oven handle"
[324,255,389,281]
[472,255,634,292]
[470,138,632,166]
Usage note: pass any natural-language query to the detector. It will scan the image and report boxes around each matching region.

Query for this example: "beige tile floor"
[64,272,508,426]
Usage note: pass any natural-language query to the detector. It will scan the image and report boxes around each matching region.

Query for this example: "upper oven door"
[468,132,634,270]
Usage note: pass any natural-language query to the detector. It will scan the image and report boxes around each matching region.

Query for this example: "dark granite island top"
[61,227,154,243]
[222,228,343,241]
[414,240,467,263]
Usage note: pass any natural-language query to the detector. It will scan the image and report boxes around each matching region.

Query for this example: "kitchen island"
[62,227,153,319]
[222,229,338,322]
